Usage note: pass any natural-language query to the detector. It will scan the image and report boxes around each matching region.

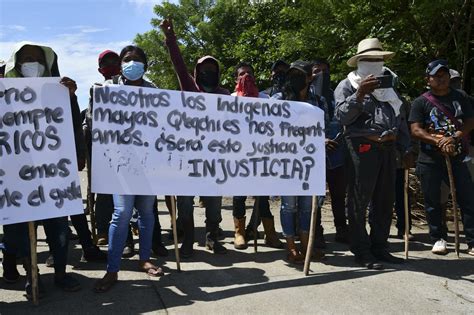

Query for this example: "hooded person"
[160,18,228,258]
[2,42,87,297]
[229,62,282,251]
[263,59,290,97]
[335,38,409,269]
[0,59,6,77]
[271,60,326,264]
[97,50,121,80]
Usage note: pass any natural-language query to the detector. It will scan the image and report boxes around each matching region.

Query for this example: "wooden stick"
[86,157,97,243]
[27,222,39,306]
[445,157,460,258]
[304,196,318,276]
[170,196,181,271]
[404,168,410,260]
[253,197,260,253]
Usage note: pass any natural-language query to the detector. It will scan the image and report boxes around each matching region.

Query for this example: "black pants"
[95,194,114,235]
[316,166,347,230]
[394,168,412,232]
[417,161,474,246]
[232,196,273,220]
[70,213,94,249]
[346,137,396,256]
[3,217,69,274]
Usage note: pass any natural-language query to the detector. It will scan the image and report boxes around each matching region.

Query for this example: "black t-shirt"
[409,89,473,164]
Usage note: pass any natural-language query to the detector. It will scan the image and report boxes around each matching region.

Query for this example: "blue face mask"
[121,61,145,81]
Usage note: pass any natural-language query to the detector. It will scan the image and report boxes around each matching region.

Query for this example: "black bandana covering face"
[197,70,219,92]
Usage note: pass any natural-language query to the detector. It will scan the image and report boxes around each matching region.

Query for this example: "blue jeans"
[416,161,474,246]
[280,196,312,237]
[107,195,155,272]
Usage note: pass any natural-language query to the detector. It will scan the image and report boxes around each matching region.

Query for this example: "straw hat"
[347,38,395,67]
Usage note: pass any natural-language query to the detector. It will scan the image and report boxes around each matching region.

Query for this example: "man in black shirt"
[409,59,474,256]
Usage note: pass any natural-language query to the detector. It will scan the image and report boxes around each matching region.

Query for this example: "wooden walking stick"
[253,196,260,253]
[304,196,318,276]
[27,222,39,306]
[445,156,460,258]
[170,195,181,271]
[86,156,97,243]
[404,168,410,259]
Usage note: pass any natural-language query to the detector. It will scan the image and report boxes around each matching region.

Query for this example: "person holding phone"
[335,38,408,269]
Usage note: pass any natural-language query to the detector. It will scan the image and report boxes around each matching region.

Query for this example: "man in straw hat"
[335,38,409,269]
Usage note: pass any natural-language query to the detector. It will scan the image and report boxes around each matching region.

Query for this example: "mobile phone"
[376,75,393,89]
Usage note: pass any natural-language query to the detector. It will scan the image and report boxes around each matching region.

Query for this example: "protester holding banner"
[161,18,229,257]
[85,50,135,257]
[335,38,407,269]
[230,62,283,250]
[2,42,85,296]
[309,59,349,248]
[272,60,325,264]
[94,45,164,293]
[409,59,474,256]
[262,60,290,97]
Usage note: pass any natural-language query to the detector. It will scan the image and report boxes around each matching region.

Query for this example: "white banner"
[92,85,325,196]
[0,78,83,225]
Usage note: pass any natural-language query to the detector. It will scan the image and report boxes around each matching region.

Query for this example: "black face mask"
[197,70,218,92]
[288,74,307,93]
[272,72,286,88]
[321,72,331,93]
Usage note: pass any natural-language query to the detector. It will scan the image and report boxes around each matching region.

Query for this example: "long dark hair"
[119,45,148,71]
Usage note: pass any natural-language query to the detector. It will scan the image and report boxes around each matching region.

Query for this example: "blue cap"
[426,59,449,76]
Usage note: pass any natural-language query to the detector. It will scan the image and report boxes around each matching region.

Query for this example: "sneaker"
[432,239,448,255]
[205,232,227,254]
[467,247,474,256]
[45,254,54,267]
[25,276,46,300]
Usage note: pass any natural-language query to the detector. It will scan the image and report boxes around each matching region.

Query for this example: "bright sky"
[0,0,177,109]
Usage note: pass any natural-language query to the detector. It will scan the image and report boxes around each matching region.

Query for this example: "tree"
[135,0,473,97]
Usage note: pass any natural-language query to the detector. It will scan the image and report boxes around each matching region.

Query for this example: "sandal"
[139,261,164,277]
[94,272,118,293]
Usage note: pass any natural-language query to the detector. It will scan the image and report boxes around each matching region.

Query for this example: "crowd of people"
[1,18,473,297]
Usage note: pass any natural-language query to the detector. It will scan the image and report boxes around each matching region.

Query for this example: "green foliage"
[135,0,473,98]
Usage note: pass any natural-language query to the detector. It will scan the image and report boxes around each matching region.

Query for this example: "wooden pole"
[445,157,460,258]
[404,168,410,259]
[170,196,181,271]
[86,157,97,243]
[253,197,260,253]
[27,222,39,305]
[304,196,318,276]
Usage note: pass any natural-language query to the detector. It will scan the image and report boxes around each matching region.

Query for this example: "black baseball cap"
[426,59,449,76]
[288,60,313,76]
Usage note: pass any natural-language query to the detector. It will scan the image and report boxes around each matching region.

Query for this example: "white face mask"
[21,62,45,77]
[356,61,384,78]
